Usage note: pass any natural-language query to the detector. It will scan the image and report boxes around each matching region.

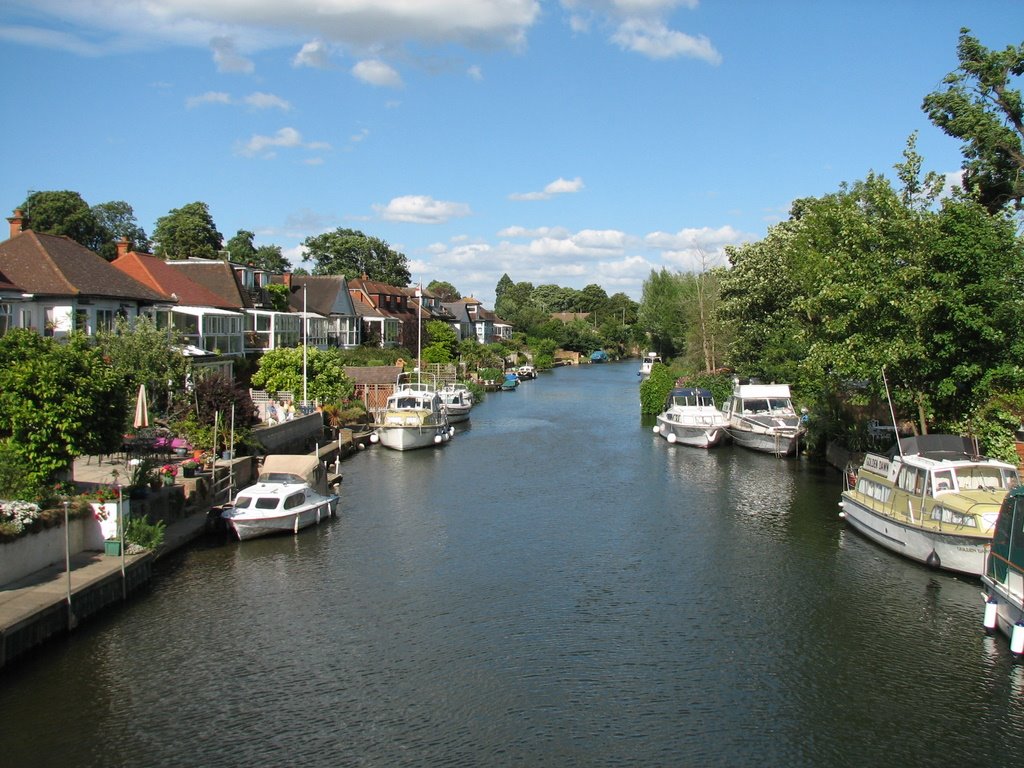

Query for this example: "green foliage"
[152,201,223,260]
[427,280,461,302]
[422,320,458,365]
[305,228,411,285]
[639,363,677,415]
[92,200,150,259]
[478,367,503,382]
[251,347,355,406]
[922,28,1024,213]
[20,190,106,251]
[126,513,166,550]
[0,438,47,501]
[0,330,125,486]
[266,283,290,312]
[638,268,688,359]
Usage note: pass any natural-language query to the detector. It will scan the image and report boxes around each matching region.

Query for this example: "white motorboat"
[371,374,454,451]
[638,352,662,379]
[439,383,473,424]
[221,454,339,541]
[839,435,1017,576]
[721,381,806,456]
[982,484,1024,654]
[516,364,537,380]
[653,386,730,448]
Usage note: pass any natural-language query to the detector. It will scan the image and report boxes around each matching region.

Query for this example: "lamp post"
[62,500,76,630]
[302,282,308,409]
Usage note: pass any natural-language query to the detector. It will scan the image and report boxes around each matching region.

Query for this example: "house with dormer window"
[288,275,360,349]
[348,275,414,348]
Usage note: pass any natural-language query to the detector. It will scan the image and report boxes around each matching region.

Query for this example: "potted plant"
[181,459,199,478]
[159,463,178,486]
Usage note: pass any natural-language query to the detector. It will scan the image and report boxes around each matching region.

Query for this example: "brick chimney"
[116,236,131,259]
[7,209,26,238]
[283,272,292,289]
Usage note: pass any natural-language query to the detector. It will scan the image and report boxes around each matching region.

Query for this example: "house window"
[96,309,115,332]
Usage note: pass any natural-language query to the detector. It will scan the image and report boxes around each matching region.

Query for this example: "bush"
[126,515,166,551]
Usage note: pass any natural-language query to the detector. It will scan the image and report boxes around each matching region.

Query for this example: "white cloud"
[611,19,720,62]
[236,127,332,158]
[352,59,404,88]
[509,176,585,201]
[244,91,291,110]
[186,91,232,108]
[467,64,483,81]
[211,35,254,73]
[293,39,332,68]
[375,195,472,224]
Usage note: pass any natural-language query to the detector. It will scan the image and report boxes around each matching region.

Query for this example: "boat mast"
[881,366,903,457]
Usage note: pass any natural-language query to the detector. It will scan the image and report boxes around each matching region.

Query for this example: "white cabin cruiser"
[221,455,339,541]
[721,381,806,456]
[653,386,730,448]
[439,383,473,424]
[371,374,454,451]
[638,352,663,379]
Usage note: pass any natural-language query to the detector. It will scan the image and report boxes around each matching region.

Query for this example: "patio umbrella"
[133,384,150,429]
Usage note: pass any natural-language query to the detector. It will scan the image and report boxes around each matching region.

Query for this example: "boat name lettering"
[863,454,890,474]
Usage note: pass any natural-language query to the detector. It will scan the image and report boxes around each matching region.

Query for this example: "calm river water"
[3,361,1024,767]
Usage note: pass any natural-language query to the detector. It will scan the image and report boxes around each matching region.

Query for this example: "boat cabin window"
[856,478,891,502]
[929,506,977,528]
[897,466,927,495]
[767,398,794,414]
[255,497,279,510]
[259,472,304,484]
[932,470,954,493]
[284,492,305,509]
[741,399,768,413]
[955,466,1009,491]
[234,496,252,509]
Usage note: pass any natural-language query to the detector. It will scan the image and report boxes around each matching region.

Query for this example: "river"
[2,361,1023,767]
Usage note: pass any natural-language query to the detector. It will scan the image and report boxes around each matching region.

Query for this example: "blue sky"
[1,1,1020,305]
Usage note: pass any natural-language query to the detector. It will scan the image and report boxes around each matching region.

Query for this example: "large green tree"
[92,200,150,259]
[0,330,125,486]
[637,268,690,360]
[251,346,355,405]
[153,202,223,260]
[427,280,461,302]
[19,190,106,251]
[922,28,1024,213]
[305,228,410,285]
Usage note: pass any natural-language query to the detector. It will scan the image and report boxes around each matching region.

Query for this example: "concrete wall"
[1,517,94,586]
[252,412,325,454]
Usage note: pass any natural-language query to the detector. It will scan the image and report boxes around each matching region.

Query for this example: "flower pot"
[104,539,122,556]
[162,475,174,486]
[182,466,196,478]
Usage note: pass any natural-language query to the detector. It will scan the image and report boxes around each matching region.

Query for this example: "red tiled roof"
[0,230,167,301]
[112,251,238,309]
[165,260,252,309]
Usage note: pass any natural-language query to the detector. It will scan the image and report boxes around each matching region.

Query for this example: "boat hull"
[982,574,1024,647]
[377,425,449,451]
[728,425,802,456]
[225,497,338,541]
[655,415,728,448]
[443,405,471,424]
[839,495,989,576]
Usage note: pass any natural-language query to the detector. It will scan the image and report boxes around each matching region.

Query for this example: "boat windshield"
[234,496,252,509]
[259,472,305,484]
[740,398,792,414]
[954,466,1016,491]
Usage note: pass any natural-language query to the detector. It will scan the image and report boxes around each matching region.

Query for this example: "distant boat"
[516,364,537,380]
[638,352,662,379]
[590,350,609,363]
[439,383,472,424]
[501,372,520,391]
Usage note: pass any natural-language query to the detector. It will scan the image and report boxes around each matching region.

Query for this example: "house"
[110,239,244,376]
[348,275,414,348]
[0,210,169,337]
[166,258,300,353]
[288,275,361,350]
[443,297,512,344]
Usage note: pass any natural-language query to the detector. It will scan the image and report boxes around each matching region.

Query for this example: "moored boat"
[220,454,339,541]
[638,352,662,379]
[721,381,805,456]
[590,350,609,363]
[439,383,472,424]
[982,484,1024,653]
[501,372,519,391]
[516,364,537,380]
[371,374,454,451]
[653,386,729,448]
[838,435,1017,576]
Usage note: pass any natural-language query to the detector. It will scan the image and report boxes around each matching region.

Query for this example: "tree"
[638,268,689,359]
[494,280,534,327]
[251,346,355,406]
[0,330,125,486]
[92,200,150,259]
[427,280,461,302]
[20,190,105,251]
[254,244,291,273]
[422,320,458,364]
[922,28,1024,213]
[225,229,258,263]
[494,274,514,308]
[94,316,189,420]
[153,202,223,260]
[305,228,410,285]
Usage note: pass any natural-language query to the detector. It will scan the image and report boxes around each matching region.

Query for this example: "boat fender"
[434,434,443,444]
[652,425,660,434]
[370,433,379,444]
[925,550,942,569]
[1012,622,1024,656]
[449,426,456,437]
[984,599,998,632]
[666,433,677,444]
